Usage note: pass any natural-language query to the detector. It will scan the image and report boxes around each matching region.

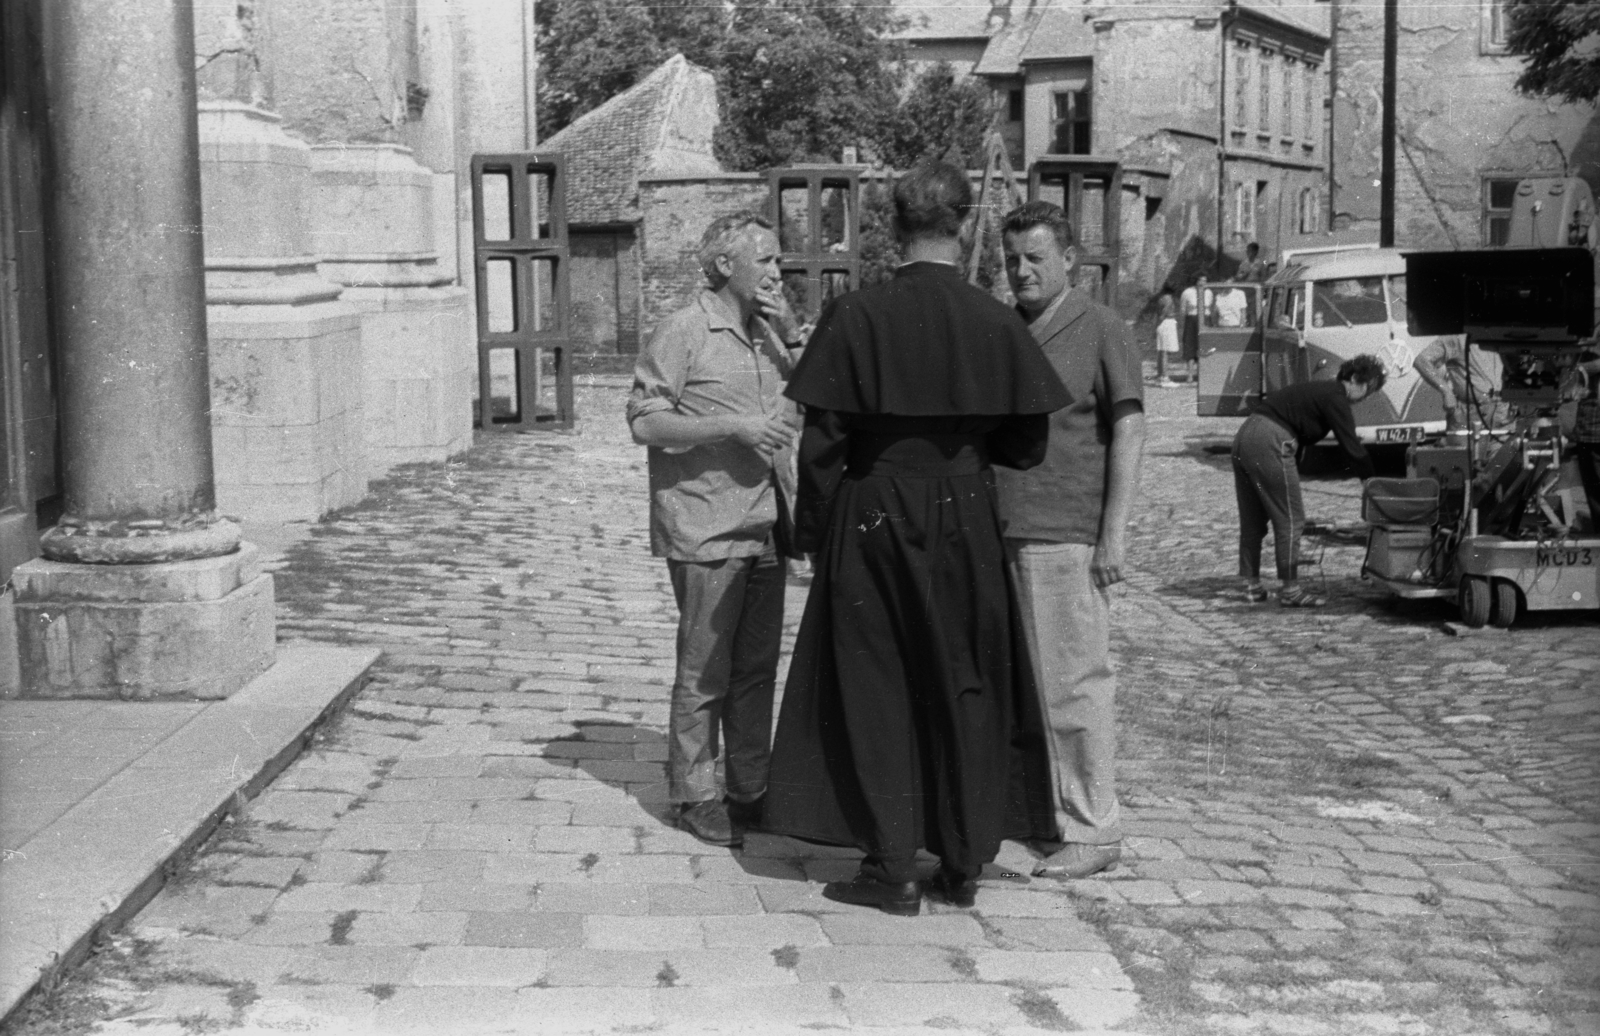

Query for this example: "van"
[1196,247,1447,442]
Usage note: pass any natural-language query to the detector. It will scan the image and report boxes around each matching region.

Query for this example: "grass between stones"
[1,933,259,1036]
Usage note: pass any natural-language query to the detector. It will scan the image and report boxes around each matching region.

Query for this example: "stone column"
[40,0,227,562]
[13,0,274,699]
[200,102,367,520]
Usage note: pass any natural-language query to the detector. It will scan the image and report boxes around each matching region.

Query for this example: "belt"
[846,433,989,477]
[1245,412,1295,438]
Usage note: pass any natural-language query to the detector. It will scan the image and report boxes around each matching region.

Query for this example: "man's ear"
[713,253,734,280]
[1062,246,1077,273]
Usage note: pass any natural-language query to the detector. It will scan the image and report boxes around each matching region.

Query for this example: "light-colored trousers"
[1005,539,1122,846]
[666,553,785,805]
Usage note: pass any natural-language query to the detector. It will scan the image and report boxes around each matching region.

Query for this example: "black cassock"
[765,261,1071,881]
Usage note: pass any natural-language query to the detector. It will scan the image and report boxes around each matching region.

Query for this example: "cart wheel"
[1491,580,1519,629]
[1459,577,1491,628]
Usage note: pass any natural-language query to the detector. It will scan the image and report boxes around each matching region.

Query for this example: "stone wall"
[1331,0,1599,247]
[265,0,409,145]
[639,174,768,338]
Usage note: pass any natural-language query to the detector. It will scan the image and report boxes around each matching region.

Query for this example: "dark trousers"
[666,553,785,805]
[1232,414,1304,582]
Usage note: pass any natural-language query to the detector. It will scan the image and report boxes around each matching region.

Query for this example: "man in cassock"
[763,162,1069,916]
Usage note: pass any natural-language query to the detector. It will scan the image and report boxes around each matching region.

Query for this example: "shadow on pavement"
[544,719,827,883]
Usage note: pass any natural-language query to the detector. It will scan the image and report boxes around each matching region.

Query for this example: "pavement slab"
[9,377,1598,1035]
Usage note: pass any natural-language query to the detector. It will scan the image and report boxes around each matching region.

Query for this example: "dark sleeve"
[1324,390,1374,479]
[794,407,851,554]
[987,413,1050,471]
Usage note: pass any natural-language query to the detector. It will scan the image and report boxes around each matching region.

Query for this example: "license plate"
[1375,425,1425,443]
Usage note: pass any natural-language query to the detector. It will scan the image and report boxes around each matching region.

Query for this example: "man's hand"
[1442,393,1462,431]
[1091,535,1127,589]
[729,412,795,459]
[755,285,802,344]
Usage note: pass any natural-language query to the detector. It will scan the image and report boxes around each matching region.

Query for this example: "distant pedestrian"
[1155,288,1179,385]
[999,200,1146,881]
[625,211,807,848]
[764,162,1068,916]
[1232,355,1385,608]
[1236,242,1265,281]
[1178,274,1207,383]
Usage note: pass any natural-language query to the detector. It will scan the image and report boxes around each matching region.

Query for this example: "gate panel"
[471,153,574,430]
[767,167,861,322]
[1028,156,1122,308]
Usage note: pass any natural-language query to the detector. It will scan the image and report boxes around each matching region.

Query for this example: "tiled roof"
[541,54,721,226]
[972,1,1048,75]
[1018,1,1094,61]
[893,0,996,39]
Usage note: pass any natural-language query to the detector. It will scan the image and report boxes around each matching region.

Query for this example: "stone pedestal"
[309,143,472,480]
[1,585,19,699]
[12,547,275,700]
[199,102,367,522]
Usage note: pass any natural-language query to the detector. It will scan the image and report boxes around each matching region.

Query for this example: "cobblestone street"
[13,377,1598,1036]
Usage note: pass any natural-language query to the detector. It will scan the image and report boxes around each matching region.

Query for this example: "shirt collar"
[1023,286,1090,332]
[698,289,758,345]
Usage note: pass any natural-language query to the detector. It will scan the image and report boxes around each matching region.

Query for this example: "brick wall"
[1331,0,1597,247]
[638,174,768,338]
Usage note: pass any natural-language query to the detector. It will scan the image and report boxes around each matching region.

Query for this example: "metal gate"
[471,153,574,430]
[766,166,861,322]
[1028,156,1122,307]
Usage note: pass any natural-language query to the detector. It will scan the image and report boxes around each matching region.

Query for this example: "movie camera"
[1360,247,1599,627]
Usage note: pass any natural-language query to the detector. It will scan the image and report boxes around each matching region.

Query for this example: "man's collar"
[698,289,754,342]
[1022,286,1090,334]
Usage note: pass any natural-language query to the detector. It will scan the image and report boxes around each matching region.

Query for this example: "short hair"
[1339,354,1387,391]
[698,211,773,286]
[893,161,972,239]
[1246,241,1260,256]
[1001,200,1075,252]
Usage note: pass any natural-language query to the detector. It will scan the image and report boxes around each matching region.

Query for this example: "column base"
[11,546,276,700]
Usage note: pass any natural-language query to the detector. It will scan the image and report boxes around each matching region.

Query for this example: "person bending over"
[1232,356,1385,607]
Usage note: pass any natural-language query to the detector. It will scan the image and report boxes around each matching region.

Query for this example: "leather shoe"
[822,874,921,916]
[927,870,977,908]
[1032,842,1121,880]
[678,800,740,848]
[725,795,764,831]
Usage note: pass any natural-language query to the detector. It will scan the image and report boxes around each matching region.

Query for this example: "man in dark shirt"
[1232,356,1385,607]
[997,201,1145,881]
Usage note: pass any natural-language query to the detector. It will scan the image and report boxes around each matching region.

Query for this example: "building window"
[1482,0,1509,53]
[1303,64,1318,144]
[1234,181,1257,236]
[1008,89,1023,122]
[1282,57,1297,138]
[1298,186,1320,233]
[1258,50,1274,136]
[1233,42,1251,131]
[1052,88,1092,154]
[1482,177,1519,244]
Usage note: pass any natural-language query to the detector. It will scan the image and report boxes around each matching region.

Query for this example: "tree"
[535,0,674,136]
[879,63,994,171]
[1505,0,1600,105]
[713,0,906,170]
